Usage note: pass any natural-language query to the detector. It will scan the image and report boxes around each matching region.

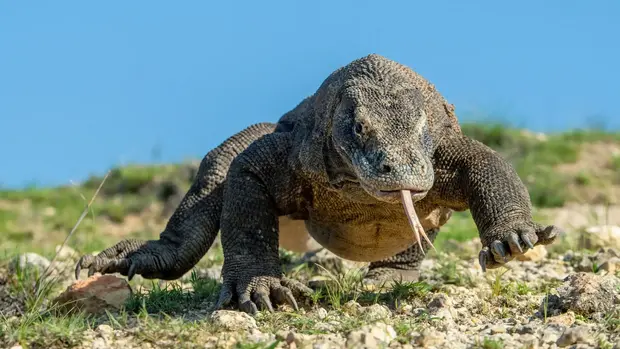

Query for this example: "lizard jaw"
[375,189,427,202]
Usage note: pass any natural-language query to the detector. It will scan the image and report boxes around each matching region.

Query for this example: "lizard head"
[323,55,435,204]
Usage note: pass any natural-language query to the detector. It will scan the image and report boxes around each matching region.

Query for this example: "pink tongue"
[400,190,437,255]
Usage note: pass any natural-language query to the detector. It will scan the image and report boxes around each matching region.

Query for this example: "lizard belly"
[304,202,453,262]
[278,216,321,253]
[305,219,413,262]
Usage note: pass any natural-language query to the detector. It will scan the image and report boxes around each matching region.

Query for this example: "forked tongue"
[400,190,437,254]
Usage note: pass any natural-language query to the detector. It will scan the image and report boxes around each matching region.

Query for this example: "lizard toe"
[219,276,309,315]
[535,224,562,245]
[281,277,313,301]
[271,285,299,311]
[251,285,275,312]
[214,284,234,310]
[478,246,504,272]
[490,240,511,264]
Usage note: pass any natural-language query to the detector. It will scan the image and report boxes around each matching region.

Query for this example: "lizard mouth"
[370,188,436,254]
[375,189,427,202]
[342,181,437,254]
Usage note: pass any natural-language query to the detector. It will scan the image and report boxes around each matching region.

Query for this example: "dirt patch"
[538,203,620,232]
[556,142,620,205]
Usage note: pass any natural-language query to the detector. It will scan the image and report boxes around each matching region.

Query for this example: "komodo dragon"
[76,54,561,314]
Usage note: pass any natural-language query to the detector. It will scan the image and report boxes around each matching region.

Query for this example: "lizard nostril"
[382,164,392,173]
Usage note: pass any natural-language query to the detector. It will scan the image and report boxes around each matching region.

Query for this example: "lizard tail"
[159,122,277,276]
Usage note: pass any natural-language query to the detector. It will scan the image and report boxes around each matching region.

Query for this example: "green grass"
[461,123,620,207]
[435,256,476,287]
[611,155,620,172]
[479,337,504,349]
[2,122,620,348]
[125,271,220,315]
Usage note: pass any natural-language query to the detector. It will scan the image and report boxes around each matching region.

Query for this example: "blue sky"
[0,1,618,189]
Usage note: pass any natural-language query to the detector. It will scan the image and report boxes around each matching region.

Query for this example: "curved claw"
[214,285,233,310]
[479,247,489,272]
[507,233,523,255]
[74,256,87,279]
[272,286,299,311]
[127,261,137,281]
[521,234,535,250]
[490,241,509,263]
[219,276,310,315]
[252,285,275,312]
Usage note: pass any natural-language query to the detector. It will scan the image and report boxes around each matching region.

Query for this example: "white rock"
[415,328,446,347]
[316,307,328,320]
[9,252,50,274]
[342,300,362,315]
[96,324,114,336]
[556,326,593,347]
[542,325,564,344]
[91,338,109,349]
[346,322,396,348]
[581,225,620,250]
[361,304,391,321]
[210,310,257,331]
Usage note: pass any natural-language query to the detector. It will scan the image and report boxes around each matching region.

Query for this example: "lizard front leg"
[75,123,276,280]
[364,228,439,286]
[214,132,313,314]
[430,130,562,271]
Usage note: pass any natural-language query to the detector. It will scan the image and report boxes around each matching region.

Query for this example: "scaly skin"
[76,54,561,314]
[76,122,277,280]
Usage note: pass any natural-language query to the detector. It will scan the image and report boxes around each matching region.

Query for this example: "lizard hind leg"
[75,123,277,281]
[363,228,439,287]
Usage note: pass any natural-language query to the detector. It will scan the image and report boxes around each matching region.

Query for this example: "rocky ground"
[2,124,620,348]
[1,228,619,349]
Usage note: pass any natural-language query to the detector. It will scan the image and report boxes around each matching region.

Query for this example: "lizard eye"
[353,122,363,135]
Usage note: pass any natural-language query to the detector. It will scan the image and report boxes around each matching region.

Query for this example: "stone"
[342,300,362,316]
[546,311,576,327]
[316,307,328,320]
[415,328,446,347]
[516,245,548,262]
[541,325,564,344]
[490,325,507,334]
[91,338,108,349]
[581,225,620,250]
[96,324,114,336]
[9,253,50,275]
[519,334,539,349]
[281,332,345,349]
[556,326,593,347]
[245,328,274,344]
[361,304,391,321]
[346,323,396,348]
[428,293,453,309]
[54,245,79,261]
[599,257,619,274]
[210,310,257,331]
[427,293,456,325]
[52,274,132,315]
[543,272,620,316]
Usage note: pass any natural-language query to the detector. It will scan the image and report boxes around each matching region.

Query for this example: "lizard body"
[76,54,560,314]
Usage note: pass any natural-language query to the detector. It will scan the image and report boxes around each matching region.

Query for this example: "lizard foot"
[75,239,179,280]
[214,275,313,315]
[478,223,562,272]
[362,267,420,290]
